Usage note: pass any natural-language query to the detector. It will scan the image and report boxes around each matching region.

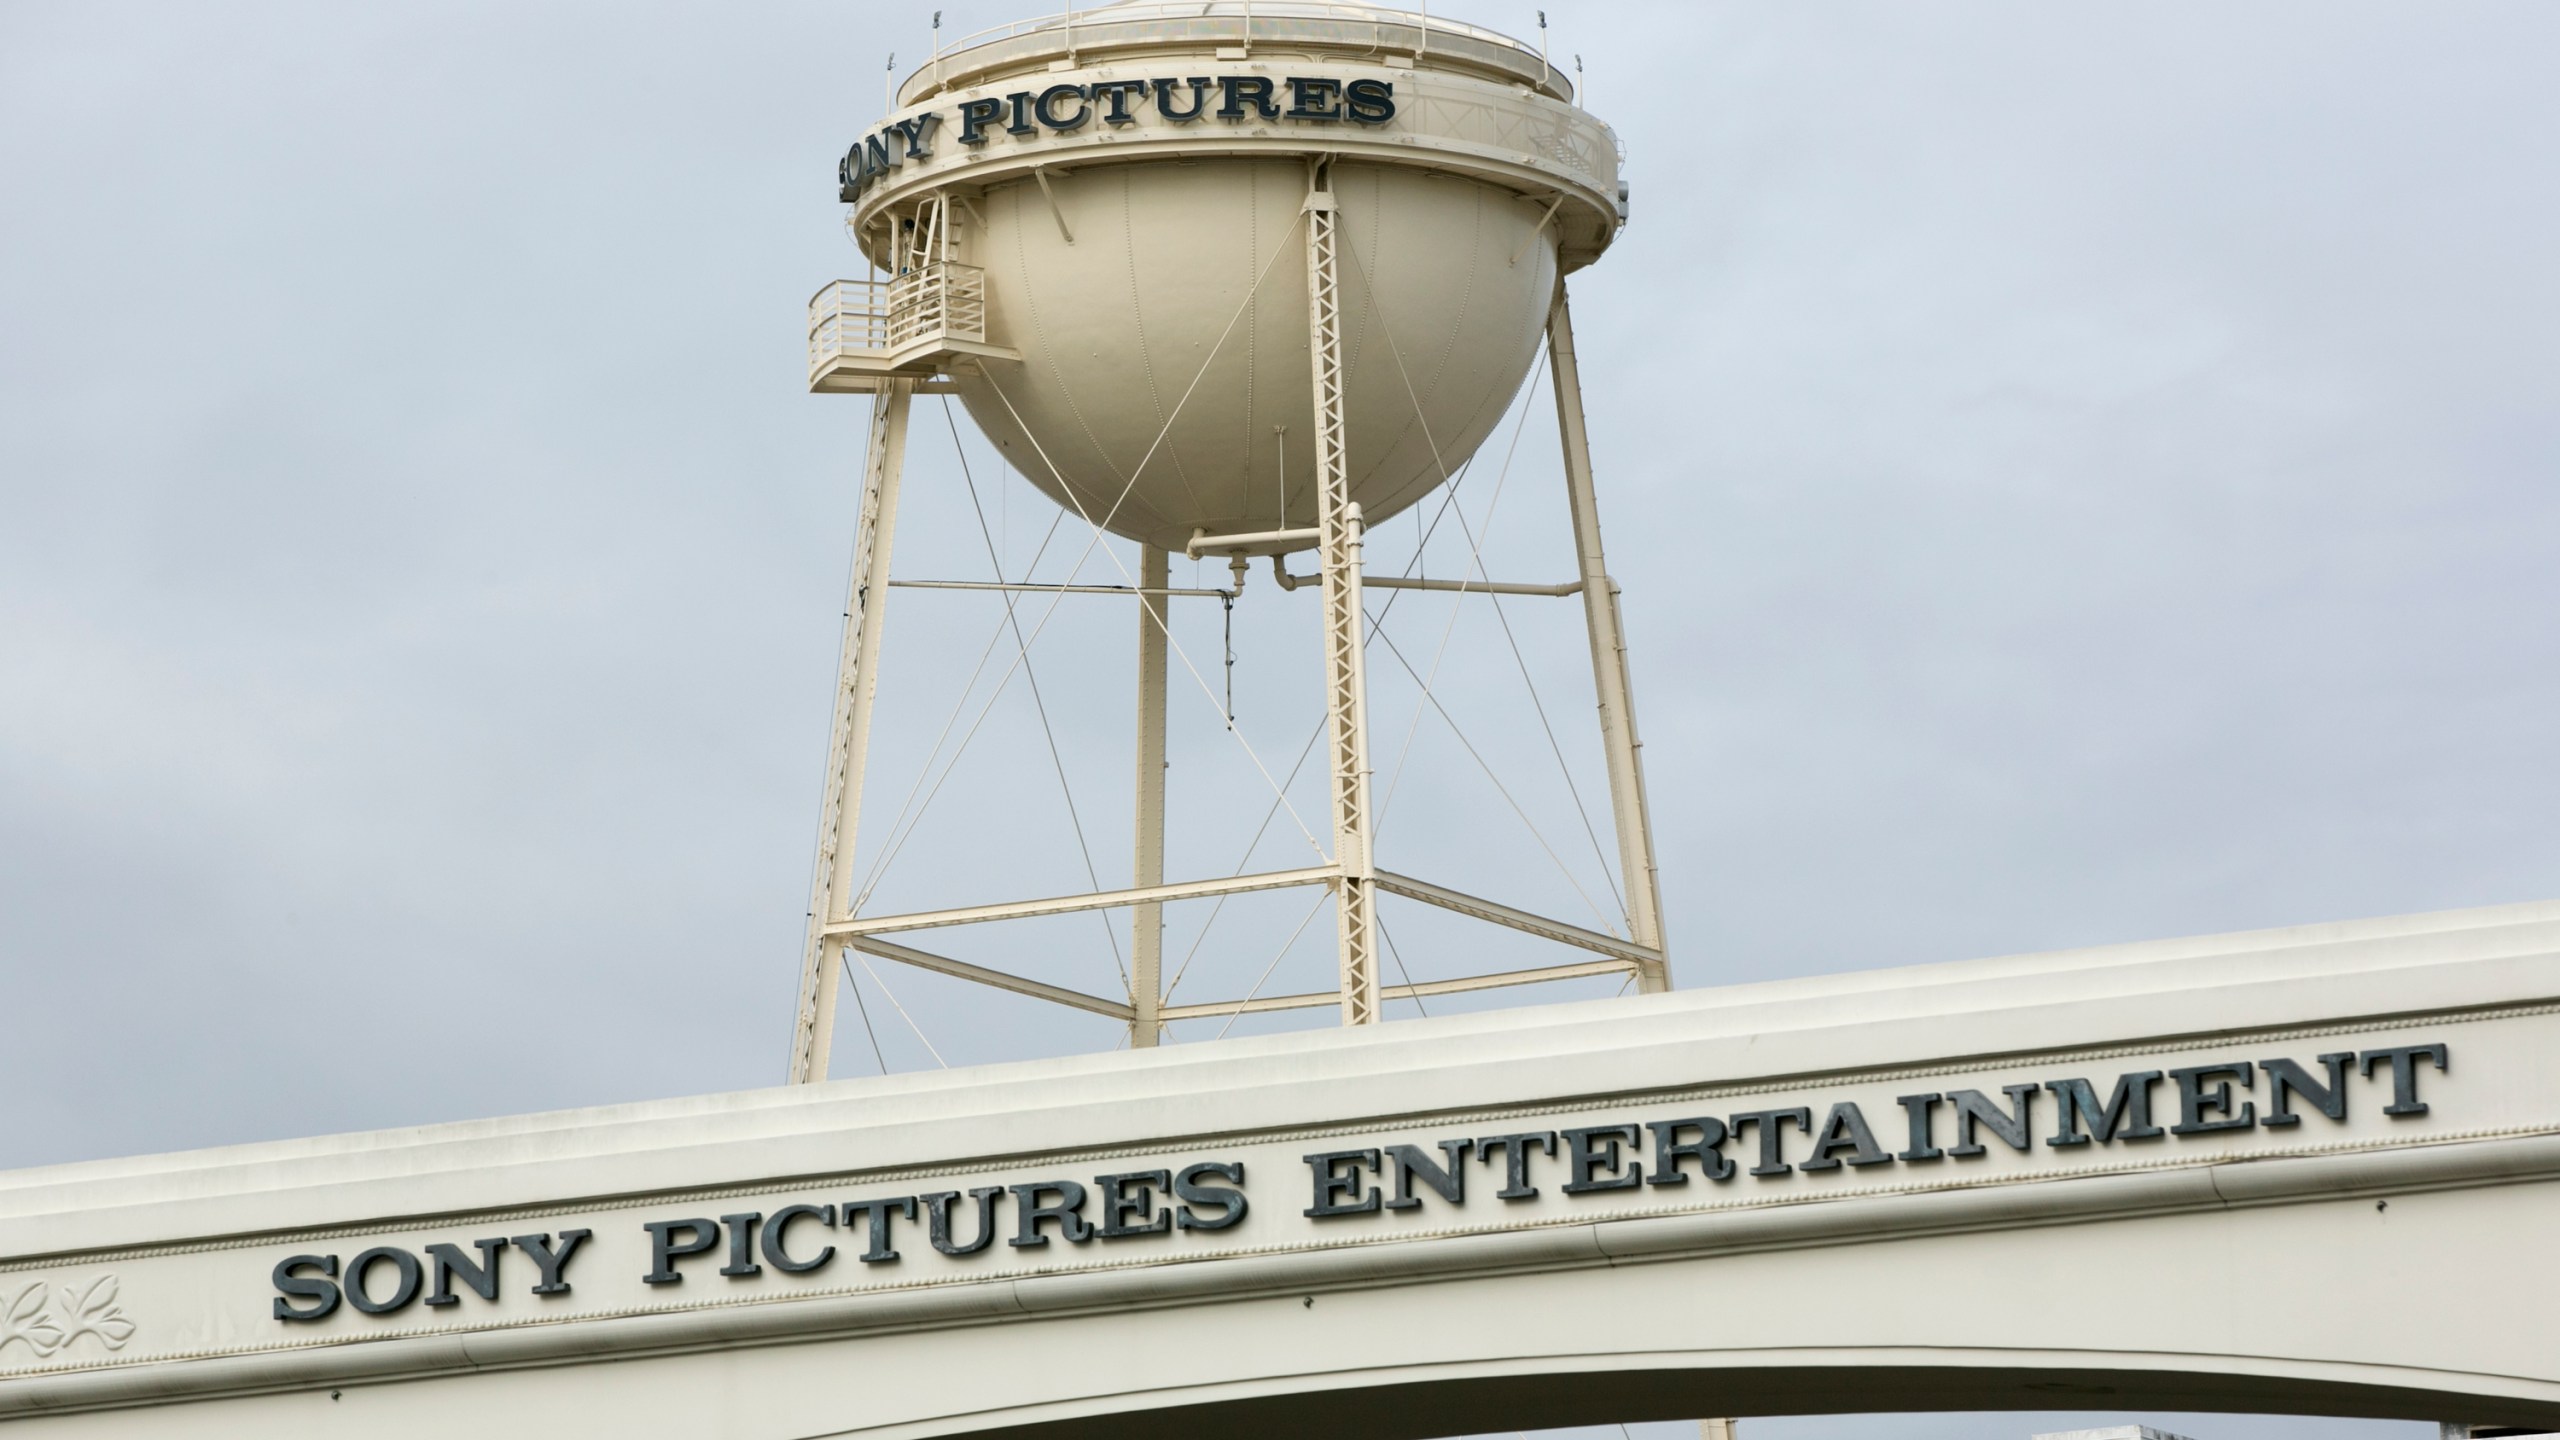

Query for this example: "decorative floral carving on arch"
[0,1276,137,1360]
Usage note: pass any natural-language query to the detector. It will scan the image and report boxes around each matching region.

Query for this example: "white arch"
[3,899,2556,1436]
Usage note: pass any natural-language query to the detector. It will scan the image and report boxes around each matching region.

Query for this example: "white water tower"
[786,1,1662,1081]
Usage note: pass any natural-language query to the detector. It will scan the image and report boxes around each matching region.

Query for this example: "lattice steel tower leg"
[1129,543,1170,1048]
[788,379,913,1083]
[1547,285,1671,991]
[1304,175,1381,1025]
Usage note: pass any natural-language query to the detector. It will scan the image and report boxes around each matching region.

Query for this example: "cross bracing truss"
[828,864,1659,1031]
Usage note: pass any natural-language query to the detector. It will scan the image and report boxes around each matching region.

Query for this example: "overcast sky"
[4,4,2555,1438]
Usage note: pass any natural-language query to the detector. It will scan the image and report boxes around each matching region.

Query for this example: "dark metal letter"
[510,1229,589,1296]
[641,1218,721,1286]
[1561,1125,1644,1192]
[1286,77,1343,119]
[922,1187,1006,1255]
[719,1212,763,1277]
[1218,76,1280,119]
[1005,91,1036,136]
[2360,1043,2449,1117]
[761,1204,837,1273]
[1474,1132,1558,1199]
[956,97,1006,146]
[1946,1086,2038,1156]
[891,112,942,158]
[1382,1140,1472,1208]
[344,1247,422,1315]
[1173,1161,1249,1230]
[1035,83,1091,130]
[1093,79,1148,125]
[1345,77,1396,124]
[1729,1108,1813,1176]
[272,1254,340,1322]
[1008,1181,1094,1247]
[1644,1118,1734,1185]
[1797,1103,1893,1171]
[2045,1072,2166,1146]
[2169,1062,2258,1135]
[1896,1093,1944,1162]
[1154,77,1213,121]
[1303,1149,1385,1216]
[842,1197,918,1262]
[2263,1052,2355,1127]
[423,1238,506,1306]
[1096,1171,1175,1237]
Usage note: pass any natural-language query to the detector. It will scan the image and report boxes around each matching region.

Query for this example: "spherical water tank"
[957,157,1557,553]
[838,2,1626,554]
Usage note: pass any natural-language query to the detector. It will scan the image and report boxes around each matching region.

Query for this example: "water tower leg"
[1547,286,1672,992]
[788,380,914,1083]
[1303,181,1382,1025]
[1130,544,1170,1048]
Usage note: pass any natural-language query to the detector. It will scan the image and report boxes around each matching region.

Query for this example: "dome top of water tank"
[896,2,1576,110]
[845,2,1626,279]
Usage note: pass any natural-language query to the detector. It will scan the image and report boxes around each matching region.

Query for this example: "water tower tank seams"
[1343,179,1483,498]
[1003,174,1176,538]
[1415,187,1558,517]
[1239,160,1259,497]
[1116,167,1205,522]
[1392,182,1553,526]
[1420,185,1486,408]
[1338,164,1383,390]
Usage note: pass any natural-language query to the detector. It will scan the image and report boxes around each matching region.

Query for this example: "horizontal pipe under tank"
[1186,525,1322,559]
[1270,559,1583,598]
[887,579,1234,599]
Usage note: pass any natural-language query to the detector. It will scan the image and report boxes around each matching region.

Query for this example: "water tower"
[785,1,1662,1082]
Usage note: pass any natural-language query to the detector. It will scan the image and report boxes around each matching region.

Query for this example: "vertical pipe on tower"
[1547,285,1671,991]
[789,380,915,1082]
[1130,544,1170,1047]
